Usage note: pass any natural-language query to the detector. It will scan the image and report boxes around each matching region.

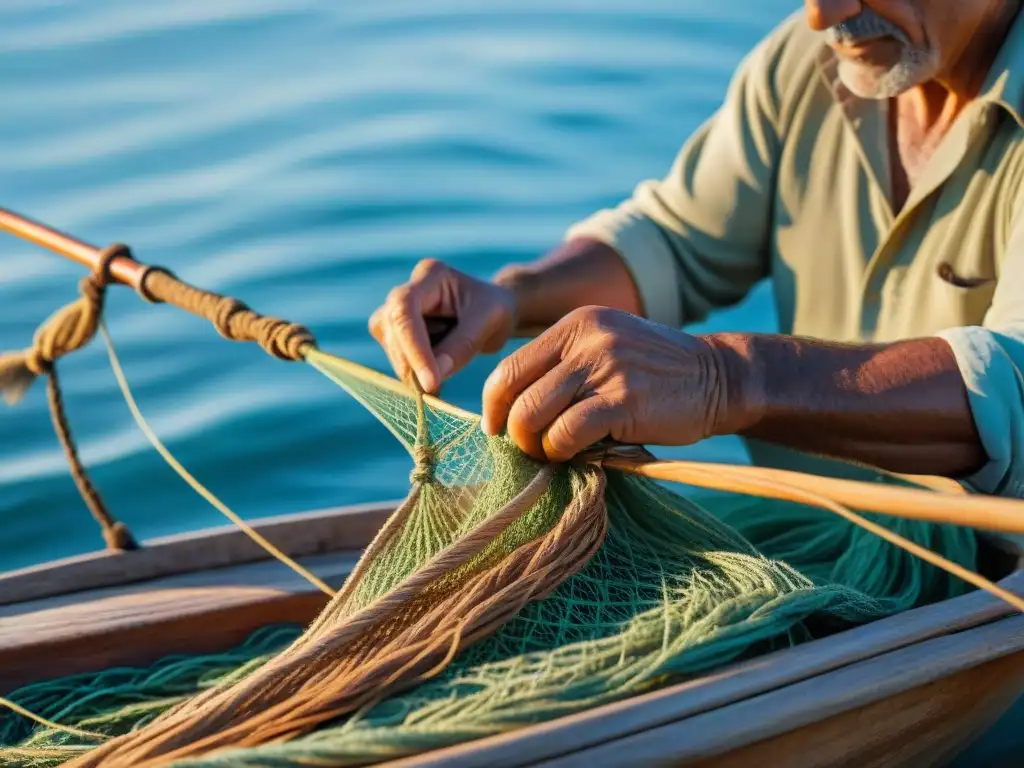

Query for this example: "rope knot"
[0,243,123,405]
[252,317,316,361]
[22,347,52,377]
[268,321,316,361]
[211,297,249,341]
[103,521,140,551]
[139,267,316,362]
[411,444,436,485]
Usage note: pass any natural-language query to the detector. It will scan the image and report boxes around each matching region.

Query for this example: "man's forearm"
[493,237,644,332]
[707,333,988,477]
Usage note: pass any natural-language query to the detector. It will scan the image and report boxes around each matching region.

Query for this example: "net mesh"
[0,349,978,767]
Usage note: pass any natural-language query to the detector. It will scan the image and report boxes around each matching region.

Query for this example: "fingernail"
[480,414,494,436]
[437,354,454,379]
[416,367,437,393]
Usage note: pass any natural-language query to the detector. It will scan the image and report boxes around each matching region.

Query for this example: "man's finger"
[386,285,440,393]
[368,306,386,344]
[506,362,586,460]
[541,396,620,462]
[382,326,414,387]
[481,327,569,437]
[432,310,495,382]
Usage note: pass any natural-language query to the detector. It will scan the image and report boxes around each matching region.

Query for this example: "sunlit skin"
[370,0,1020,474]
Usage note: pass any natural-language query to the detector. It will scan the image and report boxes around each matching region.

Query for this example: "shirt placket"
[849,102,991,337]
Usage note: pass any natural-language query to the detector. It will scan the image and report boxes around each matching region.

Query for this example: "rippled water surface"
[1,0,789,569]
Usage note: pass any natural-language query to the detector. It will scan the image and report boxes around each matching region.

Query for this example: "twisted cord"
[140,269,315,361]
[46,367,137,550]
[0,244,138,551]
[410,445,436,485]
[408,367,437,486]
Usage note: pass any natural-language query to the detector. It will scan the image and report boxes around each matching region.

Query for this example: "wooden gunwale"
[0,551,358,692]
[0,500,399,606]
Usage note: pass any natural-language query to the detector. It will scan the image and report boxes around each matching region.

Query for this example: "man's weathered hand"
[369,259,518,393]
[481,306,751,462]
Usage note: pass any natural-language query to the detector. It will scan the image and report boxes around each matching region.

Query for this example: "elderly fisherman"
[370,0,1024,504]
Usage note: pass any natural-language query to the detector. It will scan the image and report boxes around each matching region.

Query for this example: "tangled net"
[0,348,977,767]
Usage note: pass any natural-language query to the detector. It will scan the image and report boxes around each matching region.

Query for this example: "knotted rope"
[0,244,138,551]
[0,240,321,554]
[0,244,121,403]
[410,377,437,485]
[139,268,315,361]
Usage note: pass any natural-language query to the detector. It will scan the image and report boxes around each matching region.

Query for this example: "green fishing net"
[0,349,978,767]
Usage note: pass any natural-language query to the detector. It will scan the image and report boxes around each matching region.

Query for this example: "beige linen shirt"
[566,10,1024,500]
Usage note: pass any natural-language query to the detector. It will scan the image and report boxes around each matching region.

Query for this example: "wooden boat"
[3,501,1022,767]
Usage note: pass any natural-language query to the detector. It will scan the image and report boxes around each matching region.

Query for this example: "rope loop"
[30,243,122,369]
[1,241,129,400]
[94,242,129,286]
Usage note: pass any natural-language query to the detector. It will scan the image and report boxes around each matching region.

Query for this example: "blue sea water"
[0,2,1017,762]
[0,0,784,570]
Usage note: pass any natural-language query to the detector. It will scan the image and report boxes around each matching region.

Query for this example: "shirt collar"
[977,7,1024,127]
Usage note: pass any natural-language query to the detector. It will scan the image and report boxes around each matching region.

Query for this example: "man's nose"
[805,0,863,31]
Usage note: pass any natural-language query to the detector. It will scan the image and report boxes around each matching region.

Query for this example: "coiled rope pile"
[0,208,1022,766]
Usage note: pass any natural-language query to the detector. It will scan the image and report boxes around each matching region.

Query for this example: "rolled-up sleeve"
[565,22,787,329]
[936,215,1024,498]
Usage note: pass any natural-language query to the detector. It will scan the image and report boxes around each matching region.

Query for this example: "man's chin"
[836,59,927,99]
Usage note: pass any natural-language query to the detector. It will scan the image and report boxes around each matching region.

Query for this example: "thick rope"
[0,244,138,551]
[0,240,322,554]
[139,269,315,361]
[46,368,137,551]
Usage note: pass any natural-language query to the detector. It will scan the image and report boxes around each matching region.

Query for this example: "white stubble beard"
[825,10,942,99]
[835,47,941,99]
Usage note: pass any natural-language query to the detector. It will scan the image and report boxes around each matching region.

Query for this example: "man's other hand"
[369,259,518,393]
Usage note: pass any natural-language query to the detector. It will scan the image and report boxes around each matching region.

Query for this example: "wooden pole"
[0,206,147,290]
